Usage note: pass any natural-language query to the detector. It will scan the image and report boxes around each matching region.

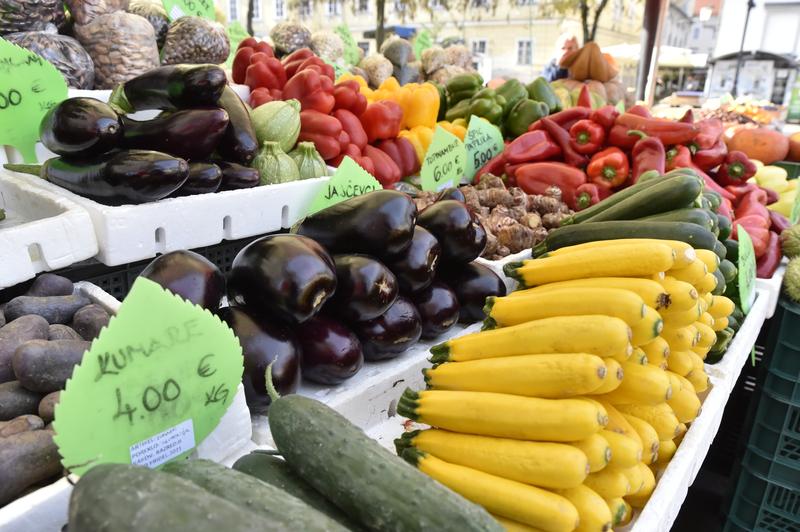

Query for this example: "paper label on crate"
[335,24,361,66]
[421,126,467,191]
[53,278,243,475]
[163,0,214,21]
[224,21,251,69]
[0,38,67,163]
[464,115,504,182]
[306,156,381,215]
[791,190,800,224]
[737,226,757,314]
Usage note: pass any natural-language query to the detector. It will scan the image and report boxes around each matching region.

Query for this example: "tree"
[549,0,613,44]
[247,0,255,35]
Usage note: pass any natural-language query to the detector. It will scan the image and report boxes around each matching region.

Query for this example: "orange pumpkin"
[726,127,789,164]
[789,132,800,162]
[561,42,615,83]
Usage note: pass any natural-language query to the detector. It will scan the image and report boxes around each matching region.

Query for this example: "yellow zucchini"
[667,259,707,286]
[667,385,702,423]
[694,249,720,272]
[584,468,631,499]
[657,276,699,311]
[401,389,606,442]
[691,344,711,360]
[713,316,729,331]
[492,515,545,532]
[686,349,704,372]
[661,324,699,351]
[631,306,664,346]
[626,463,656,508]
[484,288,646,329]
[671,372,697,394]
[708,295,735,318]
[615,403,681,440]
[407,451,579,532]
[657,439,677,464]
[545,239,695,268]
[698,294,711,313]
[622,415,660,465]
[685,368,709,393]
[667,350,694,376]
[590,359,624,394]
[641,337,670,368]
[697,272,717,294]
[399,429,589,489]
[698,312,715,328]
[556,485,613,532]
[507,277,670,311]
[605,497,629,527]
[430,315,633,364]
[694,321,716,348]
[601,430,642,468]
[570,433,611,473]
[600,402,641,444]
[506,243,676,288]
[661,303,702,328]
[599,362,672,406]
[630,347,647,365]
[424,353,607,399]
[615,465,644,495]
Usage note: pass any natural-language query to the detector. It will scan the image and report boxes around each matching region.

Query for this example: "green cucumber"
[727,314,740,332]
[232,452,358,529]
[714,239,727,260]
[532,221,719,257]
[583,174,703,223]
[266,374,501,532]
[723,239,739,262]
[641,208,716,232]
[68,464,268,532]
[719,259,737,283]
[703,191,722,212]
[731,306,744,322]
[712,268,726,295]
[162,459,350,532]
[717,213,732,240]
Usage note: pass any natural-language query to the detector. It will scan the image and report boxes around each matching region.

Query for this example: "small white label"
[130,419,195,468]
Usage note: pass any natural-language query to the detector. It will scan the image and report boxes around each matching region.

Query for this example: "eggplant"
[352,295,422,361]
[39,98,121,157]
[417,200,487,264]
[296,316,363,385]
[385,226,441,293]
[227,234,337,324]
[139,250,225,311]
[6,150,189,205]
[172,162,222,196]
[296,190,417,260]
[216,160,259,190]
[325,255,398,322]
[109,64,227,113]
[218,306,301,413]
[120,108,229,161]
[440,261,506,323]
[411,280,460,339]
[436,187,466,203]
[216,86,259,165]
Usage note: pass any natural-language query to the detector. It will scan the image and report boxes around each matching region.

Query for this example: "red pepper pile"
[232,39,420,187]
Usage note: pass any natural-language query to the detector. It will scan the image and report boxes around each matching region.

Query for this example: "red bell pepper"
[505,130,561,165]
[717,151,757,187]
[691,118,723,152]
[232,47,255,84]
[762,186,780,205]
[569,119,605,155]
[693,138,727,171]
[330,144,376,175]
[577,85,592,108]
[377,137,419,178]
[515,162,587,209]
[333,80,367,116]
[238,38,274,55]
[298,110,342,161]
[589,105,619,130]
[725,182,758,202]
[629,131,665,182]
[732,215,770,258]
[244,54,287,91]
[529,107,591,133]
[337,129,350,151]
[679,109,694,123]
[333,109,368,151]
[281,48,316,78]
[475,152,506,182]
[575,183,600,210]
[587,147,629,188]
[718,197,733,220]
[757,232,781,278]
[364,144,402,187]
[609,113,698,149]
[249,87,283,108]
[282,69,335,114]
[693,164,735,201]
[294,56,335,81]
[628,105,652,118]
[360,101,403,144]
[540,117,587,168]
[769,210,791,233]
[734,189,770,222]
[666,145,692,171]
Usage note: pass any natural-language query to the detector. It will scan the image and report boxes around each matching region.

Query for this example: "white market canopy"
[603,43,709,68]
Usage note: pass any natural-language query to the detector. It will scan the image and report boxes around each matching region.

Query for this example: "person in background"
[543,33,579,82]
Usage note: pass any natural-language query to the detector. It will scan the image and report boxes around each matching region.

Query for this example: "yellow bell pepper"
[402,83,440,130]
[437,120,467,141]
[768,199,793,217]
[336,73,373,99]
[399,126,435,163]
[452,118,468,128]
[756,165,788,183]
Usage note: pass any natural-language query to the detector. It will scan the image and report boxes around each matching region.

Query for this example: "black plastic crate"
[726,465,800,531]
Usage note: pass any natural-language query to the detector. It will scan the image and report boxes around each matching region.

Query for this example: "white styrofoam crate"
[475,248,530,292]
[0,171,98,289]
[755,259,786,319]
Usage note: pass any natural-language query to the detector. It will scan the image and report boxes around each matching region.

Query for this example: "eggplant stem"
[264,361,281,402]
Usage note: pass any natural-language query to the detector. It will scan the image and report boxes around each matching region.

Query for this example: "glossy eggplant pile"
[5,65,259,206]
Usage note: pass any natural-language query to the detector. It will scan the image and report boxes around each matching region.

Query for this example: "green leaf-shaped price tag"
[162,0,214,21]
[421,125,467,192]
[0,38,67,163]
[224,21,251,69]
[305,156,381,215]
[414,30,433,63]
[53,278,243,475]
[737,226,756,314]
[335,24,361,66]
[791,188,800,224]
[464,115,504,182]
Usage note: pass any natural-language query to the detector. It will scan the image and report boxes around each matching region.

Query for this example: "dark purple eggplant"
[417,200,487,264]
[385,226,441,293]
[172,162,222,196]
[296,190,417,260]
[352,295,422,361]
[216,160,259,190]
[217,86,258,165]
[440,261,506,323]
[296,316,363,385]
[218,306,300,413]
[411,281,460,339]
[227,234,337,324]
[120,108,229,160]
[139,249,225,311]
[39,97,121,157]
[6,150,189,205]
[325,255,398,322]
[110,64,227,112]
[436,187,465,203]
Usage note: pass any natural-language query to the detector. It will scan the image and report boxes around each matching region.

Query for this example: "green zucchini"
[532,221,719,257]
[719,259,738,283]
[712,268,726,295]
[717,214,732,240]
[714,239,727,260]
[703,191,722,212]
[723,239,739,262]
[731,306,744,322]
[68,463,268,532]
[232,452,359,530]
[163,459,350,531]
[641,208,715,232]
[582,174,703,223]
[727,314,740,332]
[268,384,502,531]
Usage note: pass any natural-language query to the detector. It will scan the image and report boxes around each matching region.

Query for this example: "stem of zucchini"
[399,447,425,467]
[4,163,42,177]
[264,361,281,403]
[429,343,451,364]
[532,242,549,257]
[392,430,419,456]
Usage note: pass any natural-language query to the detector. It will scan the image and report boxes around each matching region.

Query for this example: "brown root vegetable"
[38,391,60,424]
[26,274,74,297]
[0,414,44,437]
[48,324,83,341]
[0,381,43,420]
[0,429,61,506]
[4,294,91,324]
[0,315,50,383]
[71,304,110,340]
[12,340,91,393]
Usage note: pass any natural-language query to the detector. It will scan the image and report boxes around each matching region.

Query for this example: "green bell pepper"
[505,99,550,138]
[468,88,505,125]
[444,98,471,122]
[446,73,483,104]
[433,82,448,122]
[495,79,528,117]
[527,77,561,113]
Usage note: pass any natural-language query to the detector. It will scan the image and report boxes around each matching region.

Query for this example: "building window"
[327,0,341,15]
[358,0,369,12]
[299,0,311,17]
[471,0,488,7]
[471,39,487,55]
[394,0,406,12]
[252,0,261,20]
[517,39,532,65]
[516,0,536,5]
[275,0,284,19]
[228,0,237,21]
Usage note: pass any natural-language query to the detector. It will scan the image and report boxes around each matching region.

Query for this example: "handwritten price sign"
[464,115,504,182]
[737,226,757,314]
[421,126,467,191]
[53,278,243,475]
[306,156,381,215]
[162,0,215,21]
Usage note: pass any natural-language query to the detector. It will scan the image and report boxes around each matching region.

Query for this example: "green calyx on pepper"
[505,99,549,138]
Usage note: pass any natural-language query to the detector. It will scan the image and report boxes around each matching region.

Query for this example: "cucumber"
[731,306,744,322]
[727,315,740,332]
[719,259,737,283]
[267,385,502,531]
[723,239,739,262]
[703,191,722,212]
[717,214,732,240]
[712,268,726,295]
[581,174,703,223]
[163,459,350,532]
[641,208,715,232]
[714,239,727,260]
[532,221,719,257]
[68,464,268,532]
[232,452,359,529]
